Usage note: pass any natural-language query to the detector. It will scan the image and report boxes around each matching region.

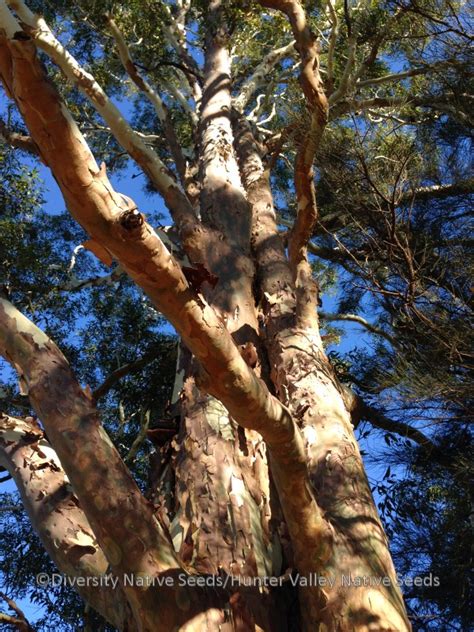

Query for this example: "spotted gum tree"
[0,1,470,630]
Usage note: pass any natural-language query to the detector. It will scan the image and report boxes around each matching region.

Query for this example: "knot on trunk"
[119,208,144,230]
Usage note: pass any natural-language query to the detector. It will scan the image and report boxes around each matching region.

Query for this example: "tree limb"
[360,403,438,450]
[0,413,134,630]
[0,115,38,155]
[400,179,474,202]
[106,14,187,181]
[0,612,33,631]
[325,0,339,92]
[0,591,34,632]
[259,0,329,332]
[356,61,455,88]
[4,0,196,230]
[328,36,356,105]
[93,349,162,401]
[319,311,396,345]
[159,0,202,103]
[333,93,472,123]
[232,40,295,113]
[232,112,294,297]
[352,6,405,83]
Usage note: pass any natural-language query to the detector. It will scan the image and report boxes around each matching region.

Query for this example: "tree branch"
[259,0,329,332]
[232,112,293,298]
[360,403,437,450]
[106,14,187,182]
[0,115,38,155]
[352,6,405,83]
[4,0,196,230]
[356,62,453,88]
[0,611,33,631]
[333,92,471,122]
[0,304,182,629]
[319,311,396,345]
[400,179,474,202]
[0,591,34,631]
[341,391,461,472]
[160,0,202,103]
[232,40,295,112]
[93,349,162,401]
[325,0,339,92]
[328,37,356,105]
[0,413,134,630]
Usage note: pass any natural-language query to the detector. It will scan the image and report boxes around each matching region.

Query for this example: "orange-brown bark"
[0,300,191,630]
[0,2,413,630]
[0,29,333,628]
[258,0,328,331]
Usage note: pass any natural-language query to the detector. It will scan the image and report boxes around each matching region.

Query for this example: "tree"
[0,0,472,630]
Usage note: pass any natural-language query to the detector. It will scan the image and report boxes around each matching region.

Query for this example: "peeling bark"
[0,414,135,631]
[173,376,278,578]
[0,2,414,630]
[259,0,328,332]
[265,328,411,631]
[232,113,293,298]
[0,32,332,629]
[0,301,200,630]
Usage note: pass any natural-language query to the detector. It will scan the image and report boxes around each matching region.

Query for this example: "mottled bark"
[232,114,293,298]
[0,414,135,631]
[0,21,331,630]
[254,4,410,628]
[259,0,328,332]
[0,1,413,630]
[265,327,411,631]
[198,3,258,338]
[166,4,280,596]
[0,300,196,631]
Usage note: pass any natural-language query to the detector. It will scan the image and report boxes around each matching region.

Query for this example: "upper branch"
[160,0,202,103]
[93,349,161,401]
[259,0,329,332]
[0,592,35,632]
[356,62,453,88]
[232,39,295,113]
[4,0,196,229]
[106,14,187,182]
[319,311,396,345]
[400,179,474,202]
[0,115,38,154]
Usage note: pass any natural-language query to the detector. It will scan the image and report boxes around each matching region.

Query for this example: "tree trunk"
[0,1,412,630]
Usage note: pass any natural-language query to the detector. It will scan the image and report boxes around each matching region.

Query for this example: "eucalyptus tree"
[0,1,471,630]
